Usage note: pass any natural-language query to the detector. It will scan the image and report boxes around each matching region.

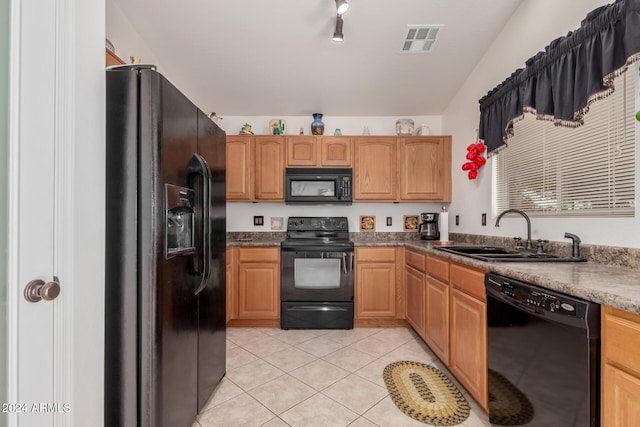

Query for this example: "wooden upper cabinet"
[226,134,449,202]
[255,136,285,200]
[105,48,125,66]
[354,137,397,201]
[320,137,352,167]
[399,136,451,201]
[287,136,318,166]
[286,136,352,167]
[226,136,254,201]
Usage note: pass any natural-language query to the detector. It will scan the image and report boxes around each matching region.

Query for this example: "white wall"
[442,0,640,248]
[106,1,166,73]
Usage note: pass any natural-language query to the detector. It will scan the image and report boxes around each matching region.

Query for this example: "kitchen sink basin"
[437,246,518,255]
[434,245,586,263]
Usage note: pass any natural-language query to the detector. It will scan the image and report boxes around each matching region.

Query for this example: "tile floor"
[194,327,491,427]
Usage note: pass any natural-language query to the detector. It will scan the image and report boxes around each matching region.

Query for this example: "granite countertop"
[227,232,640,314]
[226,239,282,247]
[226,232,285,247]
[401,241,640,315]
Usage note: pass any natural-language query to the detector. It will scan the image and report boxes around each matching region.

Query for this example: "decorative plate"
[269,119,287,135]
[360,215,376,232]
[403,215,419,231]
[395,118,414,135]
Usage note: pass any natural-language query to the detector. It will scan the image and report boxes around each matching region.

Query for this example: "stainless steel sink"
[434,245,586,263]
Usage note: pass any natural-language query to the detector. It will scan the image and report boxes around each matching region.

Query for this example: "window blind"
[493,68,636,217]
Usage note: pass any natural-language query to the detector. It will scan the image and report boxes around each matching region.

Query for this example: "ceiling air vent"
[401,25,442,53]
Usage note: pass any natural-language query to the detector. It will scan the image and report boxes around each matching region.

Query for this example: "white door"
[5,1,105,426]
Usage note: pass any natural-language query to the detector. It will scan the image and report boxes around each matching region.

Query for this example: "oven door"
[280,247,354,302]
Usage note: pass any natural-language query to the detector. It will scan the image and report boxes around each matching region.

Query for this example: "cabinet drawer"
[426,255,449,283]
[357,247,397,262]
[238,247,279,263]
[405,249,426,272]
[603,306,640,378]
[450,263,485,301]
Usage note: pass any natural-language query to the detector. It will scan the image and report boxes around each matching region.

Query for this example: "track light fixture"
[332,14,344,42]
[335,0,349,15]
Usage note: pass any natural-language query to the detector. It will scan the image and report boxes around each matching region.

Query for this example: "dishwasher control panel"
[488,275,577,316]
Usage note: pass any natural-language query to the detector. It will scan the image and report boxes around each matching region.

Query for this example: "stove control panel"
[287,217,349,232]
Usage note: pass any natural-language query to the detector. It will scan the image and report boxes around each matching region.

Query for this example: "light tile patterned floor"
[194,327,491,427]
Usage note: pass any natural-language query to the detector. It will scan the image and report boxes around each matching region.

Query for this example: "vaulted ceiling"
[111,0,523,116]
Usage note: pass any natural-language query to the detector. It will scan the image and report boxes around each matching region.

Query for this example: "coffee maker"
[419,213,440,240]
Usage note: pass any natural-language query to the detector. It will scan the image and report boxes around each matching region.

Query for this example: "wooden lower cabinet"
[449,263,487,411]
[602,306,640,426]
[450,287,487,411]
[424,254,450,364]
[405,265,425,338]
[236,247,280,319]
[406,250,488,412]
[355,247,403,319]
[425,274,449,364]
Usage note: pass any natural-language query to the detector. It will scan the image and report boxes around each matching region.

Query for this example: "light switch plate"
[253,216,264,226]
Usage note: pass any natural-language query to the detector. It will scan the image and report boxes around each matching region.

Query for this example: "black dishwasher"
[485,273,600,427]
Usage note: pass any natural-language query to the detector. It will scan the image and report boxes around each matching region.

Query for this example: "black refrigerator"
[105,65,226,427]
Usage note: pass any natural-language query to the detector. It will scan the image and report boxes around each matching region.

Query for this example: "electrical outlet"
[482,213,487,226]
[455,215,460,226]
[386,217,392,226]
[253,216,264,226]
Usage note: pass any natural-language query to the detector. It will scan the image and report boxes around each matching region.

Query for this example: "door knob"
[24,276,61,302]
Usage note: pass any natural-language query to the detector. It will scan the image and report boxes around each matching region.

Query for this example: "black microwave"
[285,168,352,205]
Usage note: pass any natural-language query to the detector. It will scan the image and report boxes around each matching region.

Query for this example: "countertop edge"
[227,239,640,314]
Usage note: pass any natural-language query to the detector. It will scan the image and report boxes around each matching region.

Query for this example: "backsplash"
[226,202,445,233]
[451,233,640,269]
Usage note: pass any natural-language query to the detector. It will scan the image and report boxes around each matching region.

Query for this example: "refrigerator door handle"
[188,153,212,295]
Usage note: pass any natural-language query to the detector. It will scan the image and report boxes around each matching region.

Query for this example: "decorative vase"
[311,113,324,135]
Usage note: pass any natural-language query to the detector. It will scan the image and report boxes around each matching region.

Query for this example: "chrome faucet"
[495,209,533,250]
